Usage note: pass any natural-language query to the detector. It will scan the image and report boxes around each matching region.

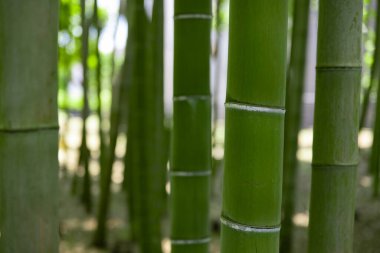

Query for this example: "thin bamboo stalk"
[370,79,380,197]
[79,0,93,213]
[170,0,212,252]
[0,0,59,252]
[368,1,380,197]
[280,0,310,251]
[220,1,288,252]
[360,1,380,130]
[93,48,127,248]
[308,0,362,252]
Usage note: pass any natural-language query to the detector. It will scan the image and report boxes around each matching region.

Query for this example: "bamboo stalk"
[170,0,212,252]
[79,0,93,213]
[280,0,310,251]
[125,0,165,250]
[368,1,380,196]
[360,1,380,130]
[0,0,59,252]
[308,0,362,252]
[220,1,288,252]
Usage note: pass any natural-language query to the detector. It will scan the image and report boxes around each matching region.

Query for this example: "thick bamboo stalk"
[170,0,212,252]
[280,0,310,251]
[0,0,59,252]
[308,0,362,252]
[220,1,288,252]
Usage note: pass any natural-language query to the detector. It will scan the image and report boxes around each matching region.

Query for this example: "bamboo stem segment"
[0,0,59,252]
[170,0,212,252]
[308,0,362,252]
[281,0,310,251]
[221,1,288,252]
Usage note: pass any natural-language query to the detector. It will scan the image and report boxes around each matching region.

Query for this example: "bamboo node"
[0,124,59,133]
[173,95,210,101]
[170,170,211,177]
[220,216,281,233]
[174,14,213,20]
[225,102,285,114]
[171,237,211,245]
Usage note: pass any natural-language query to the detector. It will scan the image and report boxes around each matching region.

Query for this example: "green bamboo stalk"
[308,0,362,252]
[368,1,380,197]
[220,1,288,252]
[280,0,310,251]
[0,0,59,252]
[360,1,380,130]
[170,1,212,252]
[93,28,131,248]
[149,0,166,223]
[79,0,93,213]
[93,0,107,181]
[370,78,380,197]
[125,0,165,251]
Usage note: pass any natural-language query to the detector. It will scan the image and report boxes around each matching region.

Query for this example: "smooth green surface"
[221,223,279,253]
[0,1,58,129]
[0,132,59,253]
[308,0,362,252]
[171,0,212,252]
[0,0,59,252]
[171,244,209,253]
[223,108,284,227]
[171,176,210,238]
[317,0,362,67]
[173,20,211,96]
[174,0,211,16]
[221,0,288,252]
[226,0,288,107]
[312,70,361,165]
[281,0,310,251]
[171,100,211,171]
[308,166,357,253]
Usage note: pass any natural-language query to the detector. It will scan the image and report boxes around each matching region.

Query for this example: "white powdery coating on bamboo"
[225,102,285,114]
[174,14,213,20]
[171,238,211,245]
[170,170,211,177]
[173,95,210,101]
[220,217,281,233]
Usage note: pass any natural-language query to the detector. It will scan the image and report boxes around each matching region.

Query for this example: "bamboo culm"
[79,0,93,213]
[125,0,165,251]
[360,1,380,130]
[0,0,59,252]
[368,0,380,196]
[170,0,212,252]
[280,0,310,251]
[220,0,288,252]
[308,0,362,252]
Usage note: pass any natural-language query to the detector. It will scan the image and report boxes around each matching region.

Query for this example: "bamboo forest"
[4,0,380,252]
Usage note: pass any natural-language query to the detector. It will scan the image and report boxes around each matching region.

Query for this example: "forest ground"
[59,125,380,253]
